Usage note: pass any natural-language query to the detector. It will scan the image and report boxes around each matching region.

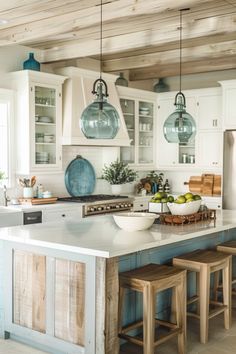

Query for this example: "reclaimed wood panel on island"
[13,250,46,333]
[54,259,85,346]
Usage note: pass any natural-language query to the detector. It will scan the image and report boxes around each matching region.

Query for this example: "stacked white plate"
[139,107,150,115]
[36,151,50,164]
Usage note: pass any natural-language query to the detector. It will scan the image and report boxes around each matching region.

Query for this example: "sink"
[0,207,23,226]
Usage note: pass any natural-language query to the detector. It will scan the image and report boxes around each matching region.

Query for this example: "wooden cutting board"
[19,197,58,205]
[184,176,202,194]
[202,174,214,196]
[213,175,221,196]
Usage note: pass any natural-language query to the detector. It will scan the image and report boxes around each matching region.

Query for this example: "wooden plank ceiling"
[0,0,236,80]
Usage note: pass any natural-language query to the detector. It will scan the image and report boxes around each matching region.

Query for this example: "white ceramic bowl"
[167,200,201,216]
[113,212,157,231]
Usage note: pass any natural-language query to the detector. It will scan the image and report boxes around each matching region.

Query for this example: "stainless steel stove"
[58,194,134,217]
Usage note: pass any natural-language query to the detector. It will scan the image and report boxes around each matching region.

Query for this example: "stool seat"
[215,241,236,297]
[120,263,184,283]
[174,249,230,266]
[173,249,232,344]
[118,263,186,354]
[217,240,236,254]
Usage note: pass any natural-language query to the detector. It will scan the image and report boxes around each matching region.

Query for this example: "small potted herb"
[101,159,138,194]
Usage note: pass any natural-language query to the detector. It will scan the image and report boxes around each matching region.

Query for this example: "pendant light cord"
[100,0,103,80]
[179,9,182,93]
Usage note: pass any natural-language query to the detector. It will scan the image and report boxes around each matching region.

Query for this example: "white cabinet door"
[7,70,66,175]
[198,131,223,168]
[31,83,62,172]
[197,92,222,130]
[219,80,236,129]
[118,86,157,169]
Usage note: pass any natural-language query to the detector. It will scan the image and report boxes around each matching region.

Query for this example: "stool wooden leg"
[196,272,200,316]
[199,265,210,344]
[176,272,186,354]
[213,270,220,302]
[222,257,232,330]
[118,286,125,334]
[171,287,177,324]
[143,284,155,354]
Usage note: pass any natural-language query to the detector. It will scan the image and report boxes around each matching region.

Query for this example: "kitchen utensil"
[18,178,25,187]
[65,155,96,196]
[30,176,36,187]
[113,212,157,231]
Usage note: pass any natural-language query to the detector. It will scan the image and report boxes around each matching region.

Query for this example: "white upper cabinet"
[197,131,223,168]
[156,87,222,170]
[117,86,157,169]
[55,67,130,146]
[219,80,236,129]
[5,70,66,175]
[157,91,197,169]
[197,88,222,130]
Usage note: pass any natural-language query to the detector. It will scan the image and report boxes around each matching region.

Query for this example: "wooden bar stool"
[173,249,232,344]
[215,240,236,296]
[118,263,187,354]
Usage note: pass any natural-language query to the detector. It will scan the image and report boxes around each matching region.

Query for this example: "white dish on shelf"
[139,111,150,116]
[38,116,53,123]
[113,212,157,231]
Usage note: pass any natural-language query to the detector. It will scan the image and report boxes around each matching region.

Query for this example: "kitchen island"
[0,210,236,354]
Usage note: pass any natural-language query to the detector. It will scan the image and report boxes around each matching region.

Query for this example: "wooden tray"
[19,197,58,205]
[159,209,216,226]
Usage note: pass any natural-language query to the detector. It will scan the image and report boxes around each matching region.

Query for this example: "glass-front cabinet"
[7,70,66,174]
[118,87,157,169]
[34,85,58,168]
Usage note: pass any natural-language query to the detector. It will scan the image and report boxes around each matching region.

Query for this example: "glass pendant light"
[80,0,120,139]
[163,9,196,144]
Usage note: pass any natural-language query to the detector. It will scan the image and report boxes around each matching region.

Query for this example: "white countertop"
[0,210,235,258]
[8,202,82,212]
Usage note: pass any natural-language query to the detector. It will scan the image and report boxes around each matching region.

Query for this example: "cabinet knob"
[61,214,66,217]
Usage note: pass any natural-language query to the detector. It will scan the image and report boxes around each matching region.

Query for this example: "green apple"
[176,196,186,204]
[184,192,193,200]
[154,199,161,203]
[167,195,174,203]
[161,198,168,203]
[186,198,194,203]
[154,192,163,199]
[193,194,201,201]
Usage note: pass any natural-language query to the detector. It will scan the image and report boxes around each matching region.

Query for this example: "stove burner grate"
[58,194,129,203]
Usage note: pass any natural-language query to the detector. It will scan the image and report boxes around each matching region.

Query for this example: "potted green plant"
[101,159,138,194]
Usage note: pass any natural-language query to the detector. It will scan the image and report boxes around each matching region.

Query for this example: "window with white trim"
[0,89,14,187]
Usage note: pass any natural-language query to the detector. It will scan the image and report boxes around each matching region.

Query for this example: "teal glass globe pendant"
[163,91,196,143]
[80,78,120,139]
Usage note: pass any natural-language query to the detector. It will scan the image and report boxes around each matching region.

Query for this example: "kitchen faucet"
[3,185,10,207]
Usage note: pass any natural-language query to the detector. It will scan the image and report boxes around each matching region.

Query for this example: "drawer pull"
[61,214,66,217]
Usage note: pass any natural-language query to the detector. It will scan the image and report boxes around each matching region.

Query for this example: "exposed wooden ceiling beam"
[42,11,236,63]
[31,0,227,48]
[0,0,215,46]
[103,37,236,72]
[129,56,236,80]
